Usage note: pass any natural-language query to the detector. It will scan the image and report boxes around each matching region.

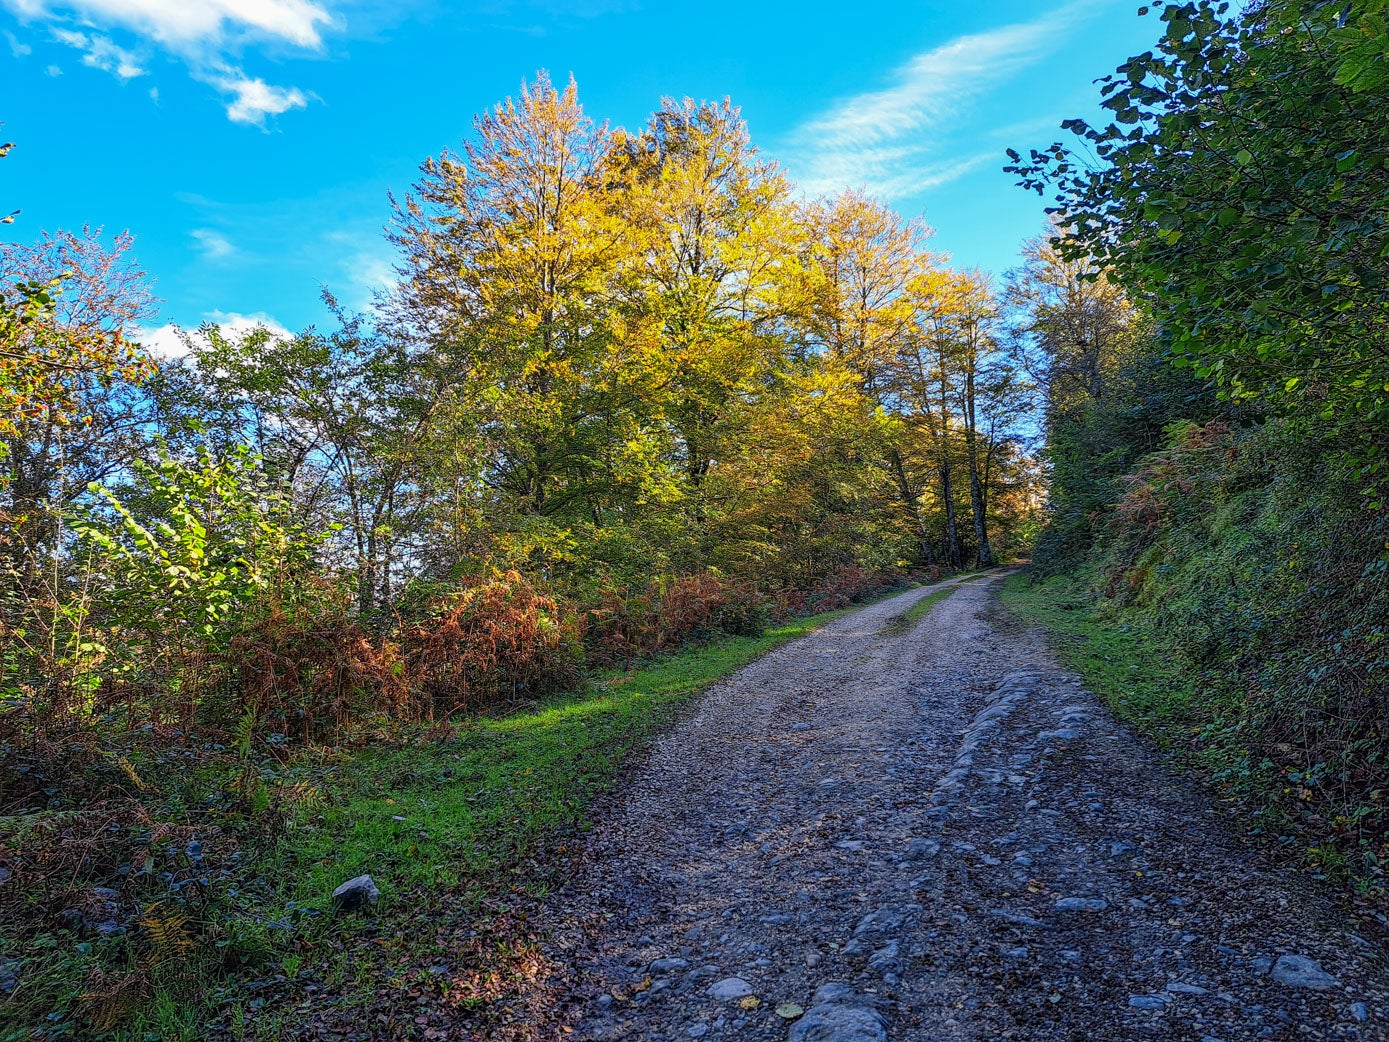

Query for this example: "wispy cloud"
[190,227,235,260]
[219,75,311,125]
[51,26,143,78]
[5,28,29,53]
[783,1,1098,200]
[3,0,333,124]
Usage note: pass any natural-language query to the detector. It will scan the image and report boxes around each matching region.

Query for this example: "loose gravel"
[537,574,1387,1040]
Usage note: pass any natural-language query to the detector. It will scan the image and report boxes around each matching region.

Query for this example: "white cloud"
[45,61,60,74]
[5,29,30,54]
[4,0,332,49]
[218,75,310,125]
[3,0,330,125]
[51,27,143,78]
[190,227,235,260]
[137,310,293,359]
[784,1,1097,200]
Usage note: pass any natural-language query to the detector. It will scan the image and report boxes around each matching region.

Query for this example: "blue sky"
[0,0,1158,351]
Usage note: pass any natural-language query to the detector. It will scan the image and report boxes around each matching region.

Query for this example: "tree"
[389,72,654,580]
[1,229,156,602]
[612,97,797,531]
[157,305,437,616]
[797,191,936,561]
[1007,0,1389,454]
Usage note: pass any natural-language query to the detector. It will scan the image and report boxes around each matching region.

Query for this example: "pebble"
[1054,897,1108,913]
[1350,1002,1369,1022]
[1129,994,1168,1009]
[1166,982,1209,995]
[686,1025,708,1038]
[649,958,689,974]
[707,977,753,1001]
[1269,954,1338,990]
[813,982,856,1004]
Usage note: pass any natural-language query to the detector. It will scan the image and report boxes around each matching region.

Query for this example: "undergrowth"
[1005,419,1389,926]
[0,579,942,1041]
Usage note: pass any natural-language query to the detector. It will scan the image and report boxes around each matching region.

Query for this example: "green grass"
[5,593,906,1041]
[901,585,955,626]
[999,571,1197,742]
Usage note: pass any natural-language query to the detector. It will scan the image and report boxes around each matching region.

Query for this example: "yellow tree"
[612,98,797,526]
[797,191,936,562]
[389,73,654,577]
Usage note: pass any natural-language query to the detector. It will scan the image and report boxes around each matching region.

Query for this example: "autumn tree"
[389,73,654,581]
[611,97,797,540]
[0,229,156,601]
[797,191,936,560]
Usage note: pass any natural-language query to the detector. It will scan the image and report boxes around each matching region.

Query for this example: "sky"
[0,0,1160,353]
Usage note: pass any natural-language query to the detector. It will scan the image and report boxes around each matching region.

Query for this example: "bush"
[582,572,769,667]
[407,571,582,714]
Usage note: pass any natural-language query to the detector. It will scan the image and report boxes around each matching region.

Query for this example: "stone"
[1349,1002,1369,1022]
[1269,954,1337,990]
[650,957,689,974]
[1054,897,1108,913]
[59,887,124,937]
[707,977,753,1001]
[788,1004,887,1042]
[866,941,899,974]
[686,1025,708,1038]
[812,982,856,1004]
[0,957,21,994]
[905,838,940,859]
[331,874,380,913]
[1128,994,1168,1010]
[1166,982,1209,995]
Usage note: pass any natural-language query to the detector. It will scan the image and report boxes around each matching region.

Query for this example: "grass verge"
[999,570,1388,923]
[4,593,899,1042]
[998,571,1197,744]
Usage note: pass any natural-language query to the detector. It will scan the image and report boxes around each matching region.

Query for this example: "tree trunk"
[969,467,993,569]
[940,462,961,569]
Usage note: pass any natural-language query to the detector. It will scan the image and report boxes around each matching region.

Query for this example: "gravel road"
[537,573,1387,1041]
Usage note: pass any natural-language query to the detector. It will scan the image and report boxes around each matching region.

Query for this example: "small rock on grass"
[332,874,380,913]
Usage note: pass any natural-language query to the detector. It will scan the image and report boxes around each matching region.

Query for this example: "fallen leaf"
[775,1002,804,1019]
[738,995,760,1010]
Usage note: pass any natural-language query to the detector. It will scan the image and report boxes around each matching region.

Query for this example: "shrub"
[406,571,582,714]
[582,572,769,668]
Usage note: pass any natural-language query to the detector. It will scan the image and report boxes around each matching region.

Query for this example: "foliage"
[1007,1,1389,463]
[0,595,869,1040]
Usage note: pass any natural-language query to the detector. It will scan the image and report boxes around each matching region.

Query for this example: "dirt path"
[537,573,1386,1041]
